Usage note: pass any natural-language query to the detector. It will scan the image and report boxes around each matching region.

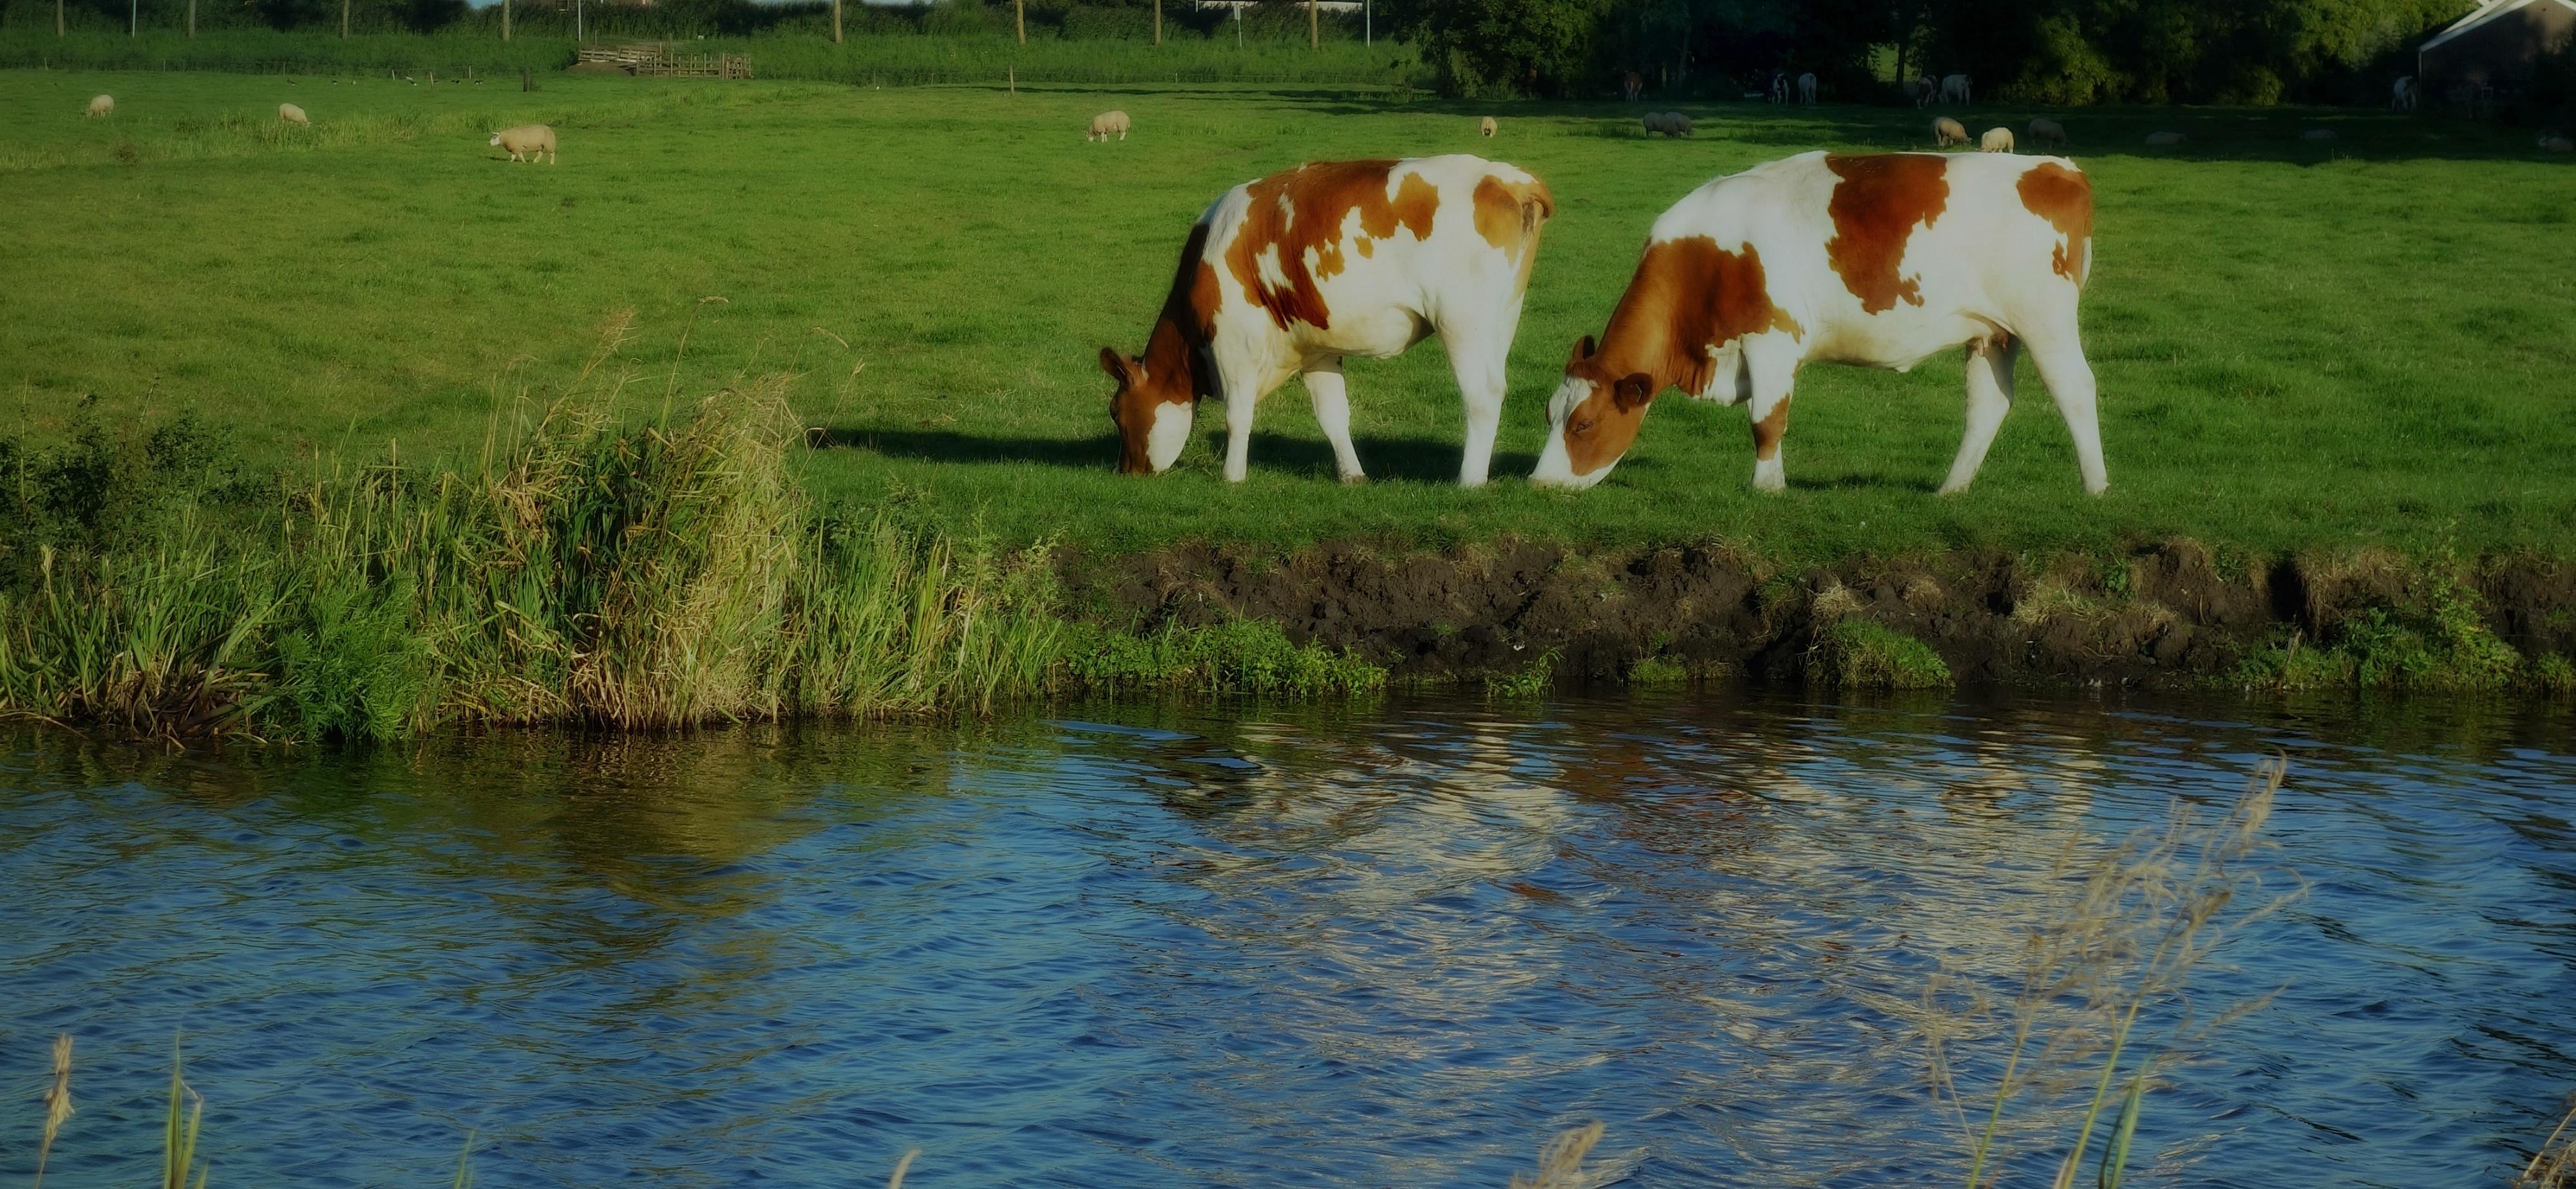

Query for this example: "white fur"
[86,93,113,117]
[1980,126,2014,152]
[1180,155,1547,487]
[1086,110,1130,142]
[1534,150,2105,496]
[279,102,308,126]
[2391,75,2417,111]
[1146,400,1192,471]
[1797,73,1817,104]
[1940,73,1971,105]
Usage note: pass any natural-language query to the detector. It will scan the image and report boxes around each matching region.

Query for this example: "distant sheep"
[2027,117,2067,148]
[1797,72,1817,104]
[2300,127,2336,142]
[1940,73,1971,104]
[2391,75,2417,111]
[2541,133,2573,153]
[1912,76,1937,108]
[1479,115,1497,138]
[1980,126,2014,153]
[86,93,113,117]
[1932,116,1968,147]
[489,123,556,164]
[1085,110,1130,142]
[279,102,308,126]
[1643,110,1692,137]
[2145,131,2187,146]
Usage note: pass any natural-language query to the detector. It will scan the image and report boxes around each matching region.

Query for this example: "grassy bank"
[0,344,1381,741]
[3,71,2570,571]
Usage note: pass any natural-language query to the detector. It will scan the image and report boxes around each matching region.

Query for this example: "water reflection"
[2,691,2570,1188]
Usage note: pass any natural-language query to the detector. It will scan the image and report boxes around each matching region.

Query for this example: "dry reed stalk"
[1509,1121,1605,1189]
[33,1033,73,1189]
[887,1147,920,1188]
[2521,1094,2576,1188]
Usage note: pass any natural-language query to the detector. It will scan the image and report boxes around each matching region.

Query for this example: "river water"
[3,691,2571,1188]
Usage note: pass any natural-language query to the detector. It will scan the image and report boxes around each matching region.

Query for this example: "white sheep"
[1932,116,1968,147]
[1478,115,1497,138]
[86,93,113,117]
[2300,127,2336,142]
[1940,73,1971,104]
[2541,134,2574,153]
[2145,131,2187,146]
[1979,126,2014,153]
[2391,75,2417,111]
[1797,72,1817,104]
[489,124,557,164]
[1086,110,1130,142]
[279,102,308,126]
[2027,117,2067,148]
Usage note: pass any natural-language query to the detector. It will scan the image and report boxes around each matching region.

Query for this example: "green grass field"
[5,67,2572,565]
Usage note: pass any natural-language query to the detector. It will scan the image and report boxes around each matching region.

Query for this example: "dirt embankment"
[1072,539,2576,688]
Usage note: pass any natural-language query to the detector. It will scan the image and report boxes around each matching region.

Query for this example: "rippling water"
[3,691,2571,1188]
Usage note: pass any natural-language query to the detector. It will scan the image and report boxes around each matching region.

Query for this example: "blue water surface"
[1,691,2571,1187]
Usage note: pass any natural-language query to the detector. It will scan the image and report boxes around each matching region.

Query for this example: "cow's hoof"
[1339,471,1368,485]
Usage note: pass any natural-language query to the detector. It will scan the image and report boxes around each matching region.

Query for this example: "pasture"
[3,68,2572,565]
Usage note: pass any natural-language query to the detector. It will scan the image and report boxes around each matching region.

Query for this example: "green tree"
[1380,0,1611,97]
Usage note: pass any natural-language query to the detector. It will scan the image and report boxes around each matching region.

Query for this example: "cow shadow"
[814,426,1538,483]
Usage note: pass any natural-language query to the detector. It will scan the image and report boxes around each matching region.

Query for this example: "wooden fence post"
[502,0,509,41]
[1015,0,1025,44]
[1309,0,1317,48]
[187,0,194,37]
[1153,0,1160,46]
[339,0,348,38]
[832,0,840,44]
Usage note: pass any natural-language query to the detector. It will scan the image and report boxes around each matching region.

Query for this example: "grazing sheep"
[1086,110,1130,142]
[2391,75,2417,111]
[1932,116,1969,147]
[489,123,556,164]
[2541,133,2574,153]
[1797,71,1817,104]
[279,103,308,126]
[1979,126,2014,153]
[1940,73,1971,104]
[2300,127,2336,142]
[1643,110,1692,137]
[2145,131,2187,146]
[1768,70,1788,103]
[1913,76,1937,108]
[86,93,114,117]
[1479,115,1497,137]
[2027,117,2067,148]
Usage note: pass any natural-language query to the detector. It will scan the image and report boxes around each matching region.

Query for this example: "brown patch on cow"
[1750,398,1792,461]
[2016,160,2092,286]
[1823,153,1950,314]
[1555,236,1802,477]
[1472,175,1556,252]
[1106,221,1221,473]
[1223,160,1439,332]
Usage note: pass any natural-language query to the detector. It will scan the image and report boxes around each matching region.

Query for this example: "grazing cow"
[2392,75,2417,111]
[1940,73,1972,104]
[1622,71,1645,102]
[1100,156,1553,485]
[1530,151,2104,496]
[1797,72,1818,104]
[1913,76,1938,108]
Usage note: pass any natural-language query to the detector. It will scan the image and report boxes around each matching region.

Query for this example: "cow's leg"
[1304,359,1365,483]
[1744,342,1798,492]
[1221,381,1261,483]
[2027,333,2108,494]
[1441,329,1508,487]
[1940,335,2018,494]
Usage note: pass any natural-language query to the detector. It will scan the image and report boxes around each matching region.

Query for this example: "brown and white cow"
[1530,150,2103,495]
[1101,156,1553,485]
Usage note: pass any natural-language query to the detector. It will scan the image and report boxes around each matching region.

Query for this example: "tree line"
[1379,0,2483,104]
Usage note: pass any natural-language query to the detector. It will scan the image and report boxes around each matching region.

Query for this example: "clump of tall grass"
[1919,756,2302,1188]
[2524,1095,2576,1189]
[0,311,1378,740]
[1805,583,1953,691]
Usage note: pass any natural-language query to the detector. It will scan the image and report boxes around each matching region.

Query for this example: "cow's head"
[1099,346,1195,474]
[1530,335,1656,490]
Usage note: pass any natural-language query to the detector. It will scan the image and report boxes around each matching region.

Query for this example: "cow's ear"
[1568,335,1596,369]
[1611,373,1656,412]
[1098,347,1135,386]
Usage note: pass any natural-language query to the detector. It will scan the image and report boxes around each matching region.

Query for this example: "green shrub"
[1810,617,1953,691]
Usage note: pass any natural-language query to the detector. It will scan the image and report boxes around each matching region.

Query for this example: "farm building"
[2418,0,2576,91]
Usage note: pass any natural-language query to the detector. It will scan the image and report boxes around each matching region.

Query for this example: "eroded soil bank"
[1072,539,2576,689]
